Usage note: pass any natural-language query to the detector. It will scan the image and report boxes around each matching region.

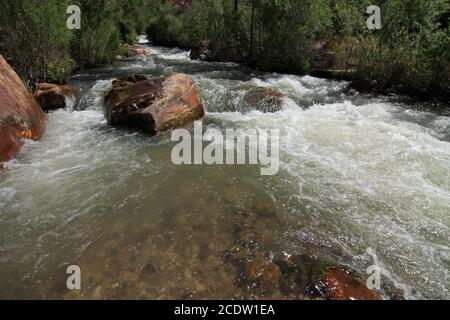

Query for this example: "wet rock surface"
[243,87,283,113]
[125,44,150,57]
[104,73,205,134]
[34,83,79,111]
[320,269,381,300]
[0,55,47,165]
[190,40,212,62]
[345,79,379,94]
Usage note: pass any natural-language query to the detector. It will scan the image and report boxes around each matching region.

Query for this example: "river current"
[0,43,449,299]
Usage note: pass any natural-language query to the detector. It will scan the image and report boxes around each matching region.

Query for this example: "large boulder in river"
[34,83,79,111]
[242,87,283,113]
[104,74,205,134]
[0,55,47,165]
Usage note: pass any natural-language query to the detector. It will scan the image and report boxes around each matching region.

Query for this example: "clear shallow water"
[0,45,449,299]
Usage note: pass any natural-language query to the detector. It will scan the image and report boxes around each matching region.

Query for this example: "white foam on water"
[207,90,450,299]
[151,46,190,61]
[250,75,311,96]
[64,95,77,112]
[137,35,149,44]
[0,51,448,299]
[300,75,328,86]
[115,55,155,70]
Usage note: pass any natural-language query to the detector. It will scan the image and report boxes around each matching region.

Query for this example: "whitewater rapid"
[0,45,448,299]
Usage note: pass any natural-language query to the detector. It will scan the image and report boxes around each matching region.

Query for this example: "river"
[0,43,449,299]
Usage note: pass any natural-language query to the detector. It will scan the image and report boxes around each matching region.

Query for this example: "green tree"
[0,0,75,83]
[70,0,121,68]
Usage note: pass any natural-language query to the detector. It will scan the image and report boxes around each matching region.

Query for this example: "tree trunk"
[233,0,239,55]
[249,0,255,63]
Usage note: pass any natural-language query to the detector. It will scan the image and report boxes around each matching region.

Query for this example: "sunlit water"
[0,44,449,299]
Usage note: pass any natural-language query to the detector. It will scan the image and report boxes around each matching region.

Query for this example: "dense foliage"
[0,0,154,83]
[0,0,75,84]
[0,0,448,98]
[148,0,450,97]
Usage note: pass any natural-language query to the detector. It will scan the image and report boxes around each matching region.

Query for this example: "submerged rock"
[225,227,380,301]
[242,87,283,113]
[0,55,47,166]
[245,254,282,292]
[34,83,79,111]
[104,73,205,134]
[273,254,329,297]
[125,44,150,57]
[321,269,380,300]
[345,79,379,94]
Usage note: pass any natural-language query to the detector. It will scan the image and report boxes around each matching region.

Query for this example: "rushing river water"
[0,43,449,300]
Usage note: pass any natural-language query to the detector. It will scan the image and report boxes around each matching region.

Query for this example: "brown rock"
[273,253,328,297]
[109,282,127,298]
[190,40,211,61]
[246,255,269,281]
[34,83,79,111]
[245,254,282,292]
[260,261,283,290]
[104,73,205,134]
[243,87,283,113]
[0,55,47,166]
[323,269,381,300]
[345,79,379,94]
[125,44,150,57]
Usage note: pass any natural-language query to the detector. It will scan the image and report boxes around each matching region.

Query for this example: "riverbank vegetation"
[0,0,448,99]
[148,0,449,99]
[0,0,154,84]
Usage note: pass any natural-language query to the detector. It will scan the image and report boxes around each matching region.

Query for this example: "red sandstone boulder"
[322,269,380,300]
[104,73,204,134]
[0,55,47,166]
[34,83,79,111]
